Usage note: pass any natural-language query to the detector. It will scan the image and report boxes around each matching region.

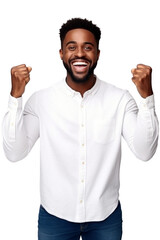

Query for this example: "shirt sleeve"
[2,94,40,162]
[122,93,159,161]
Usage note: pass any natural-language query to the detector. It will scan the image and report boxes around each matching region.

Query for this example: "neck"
[66,74,96,97]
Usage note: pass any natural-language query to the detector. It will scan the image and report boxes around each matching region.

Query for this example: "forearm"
[132,96,158,160]
[2,95,39,162]
[123,95,159,161]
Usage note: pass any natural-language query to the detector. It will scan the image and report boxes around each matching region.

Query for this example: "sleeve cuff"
[139,94,155,111]
[8,95,23,111]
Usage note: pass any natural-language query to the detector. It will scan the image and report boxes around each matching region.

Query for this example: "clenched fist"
[131,64,153,98]
[11,64,32,98]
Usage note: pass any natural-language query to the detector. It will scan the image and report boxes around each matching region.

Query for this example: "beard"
[63,59,98,84]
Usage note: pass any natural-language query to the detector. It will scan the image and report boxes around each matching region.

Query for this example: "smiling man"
[59,27,100,94]
[2,18,159,240]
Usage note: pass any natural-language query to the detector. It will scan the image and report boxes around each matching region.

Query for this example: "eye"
[68,45,76,51]
[84,45,92,51]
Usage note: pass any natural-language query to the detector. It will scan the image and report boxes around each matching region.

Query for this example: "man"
[3,18,158,240]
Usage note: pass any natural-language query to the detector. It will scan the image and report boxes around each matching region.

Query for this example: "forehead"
[63,28,96,45]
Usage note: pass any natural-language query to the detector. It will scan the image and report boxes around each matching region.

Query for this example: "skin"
[59,29,100,96]
[11,64,32,98]
[131,64,153,98]
[10,29,153,98]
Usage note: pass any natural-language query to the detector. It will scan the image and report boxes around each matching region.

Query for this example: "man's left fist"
[131,64,153,98]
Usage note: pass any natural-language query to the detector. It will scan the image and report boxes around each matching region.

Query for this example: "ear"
[97,49,100,60]
[59,49,63,60]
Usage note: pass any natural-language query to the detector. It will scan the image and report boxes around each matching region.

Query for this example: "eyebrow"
[66,41,94,47]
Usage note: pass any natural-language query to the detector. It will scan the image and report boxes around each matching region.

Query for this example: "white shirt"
[2,77,159,223]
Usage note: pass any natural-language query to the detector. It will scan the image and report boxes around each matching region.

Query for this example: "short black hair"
[59,18,101,49]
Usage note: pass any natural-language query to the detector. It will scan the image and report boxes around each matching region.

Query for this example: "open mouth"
[73,62,88,66]
[71,60,89,73]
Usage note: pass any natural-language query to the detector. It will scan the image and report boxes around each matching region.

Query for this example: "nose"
[75,46,86,58]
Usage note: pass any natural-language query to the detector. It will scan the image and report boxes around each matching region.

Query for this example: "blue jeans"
[38,202,122,240]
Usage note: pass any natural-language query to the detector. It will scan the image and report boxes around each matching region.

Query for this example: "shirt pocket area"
[93,118,116,144]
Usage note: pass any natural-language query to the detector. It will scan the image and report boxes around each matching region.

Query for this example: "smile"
[71,60,90,73]
[72,62,88,66]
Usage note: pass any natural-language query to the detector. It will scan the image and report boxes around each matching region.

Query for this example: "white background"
[0,0,160,239]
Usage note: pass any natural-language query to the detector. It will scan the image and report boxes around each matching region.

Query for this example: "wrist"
[10,90,22,98]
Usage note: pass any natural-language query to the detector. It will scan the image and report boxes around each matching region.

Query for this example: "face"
[59,28,100,83]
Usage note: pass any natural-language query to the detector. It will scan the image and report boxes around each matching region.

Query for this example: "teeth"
[73,62,87,66]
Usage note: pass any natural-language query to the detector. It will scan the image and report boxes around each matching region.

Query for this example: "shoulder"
[24,80,63,112]
[99,78,122,92]
[28,80,62,101]
[95,79,138,116]
[97,78,135,107]
[98,78,128,98]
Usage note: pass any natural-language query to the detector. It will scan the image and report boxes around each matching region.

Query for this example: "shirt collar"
[61,76,100,97]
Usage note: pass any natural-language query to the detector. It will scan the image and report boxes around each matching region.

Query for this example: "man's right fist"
[10,64,32,98]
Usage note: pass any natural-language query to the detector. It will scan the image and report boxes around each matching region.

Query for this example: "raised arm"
[122,64,158,161]
[2,64,39,162]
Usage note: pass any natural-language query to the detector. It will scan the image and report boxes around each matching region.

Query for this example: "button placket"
[77,100,87,219]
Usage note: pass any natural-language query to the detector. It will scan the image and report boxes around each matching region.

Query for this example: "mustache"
[69,57,91,64]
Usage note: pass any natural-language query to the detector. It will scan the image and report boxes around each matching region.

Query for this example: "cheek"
[88,51,99,61]
[63,52,72,62]
[91,56,99,64]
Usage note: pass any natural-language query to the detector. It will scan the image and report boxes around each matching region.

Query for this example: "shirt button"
[80,200,83,203]
[81,124,84,127]
[81,179,84,183]
[82,161,85,165]
[82,143,85,147]
[143,103,147,108]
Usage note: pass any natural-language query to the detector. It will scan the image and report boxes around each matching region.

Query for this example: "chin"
[63,60,97,84]
[71,74,92,83]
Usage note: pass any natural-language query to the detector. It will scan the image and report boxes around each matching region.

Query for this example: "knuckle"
[142,73,147,79]
[134,74,139,78]
[145,66,152,72]
[146,69,151,75]
[19,64,26,68]
[11,67,16,75]
[14,71,18,77]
